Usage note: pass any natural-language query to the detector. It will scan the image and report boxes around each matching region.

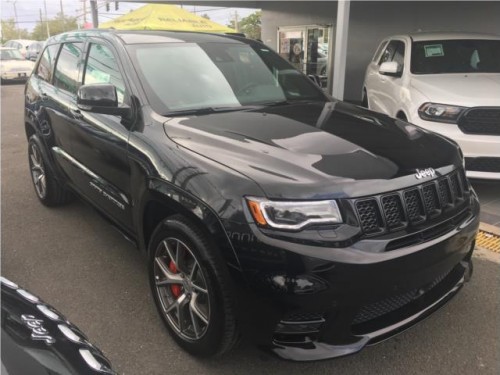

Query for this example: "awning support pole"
[331,0,350,100]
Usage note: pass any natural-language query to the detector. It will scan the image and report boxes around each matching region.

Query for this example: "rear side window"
[53,42,83,94]
[83,43,126,104]
[36,44,60,83]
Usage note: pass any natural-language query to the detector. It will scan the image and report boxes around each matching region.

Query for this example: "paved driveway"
[2,83,499,374]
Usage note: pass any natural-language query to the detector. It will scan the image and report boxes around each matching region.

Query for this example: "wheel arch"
[138,178,242,273]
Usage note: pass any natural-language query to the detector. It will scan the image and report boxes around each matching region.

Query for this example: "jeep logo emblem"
[415,168,436,179]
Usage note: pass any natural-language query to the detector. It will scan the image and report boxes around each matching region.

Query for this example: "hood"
[0,59,34,73]
[411,73,500,107]
[164,101,461,199]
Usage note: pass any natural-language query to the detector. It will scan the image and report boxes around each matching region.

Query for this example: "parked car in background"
[363,32,500,180]
[3,39,37,59]
[25,29,478,361]
[1,277,115,374]
[26,41,45,61]
[0,47,35,83]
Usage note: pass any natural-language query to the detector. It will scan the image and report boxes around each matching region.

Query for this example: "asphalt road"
[2,83,499,375]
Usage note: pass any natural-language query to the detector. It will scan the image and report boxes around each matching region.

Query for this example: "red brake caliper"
[169,261,182,298]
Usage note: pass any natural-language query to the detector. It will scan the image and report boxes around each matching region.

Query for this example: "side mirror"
[379,61,402,77]
[77,83,130,117]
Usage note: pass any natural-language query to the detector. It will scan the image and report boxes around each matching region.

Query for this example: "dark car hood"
[164,101,461,199]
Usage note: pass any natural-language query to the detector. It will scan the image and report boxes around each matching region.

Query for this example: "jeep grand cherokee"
[24,30,479,361]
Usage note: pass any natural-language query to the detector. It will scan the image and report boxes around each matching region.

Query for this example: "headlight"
[246,197,342,230]
[418,102,466,123]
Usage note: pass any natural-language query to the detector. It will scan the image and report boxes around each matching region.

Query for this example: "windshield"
[411,39,500,74]
[127,42,326,114]
[0,49,24,61]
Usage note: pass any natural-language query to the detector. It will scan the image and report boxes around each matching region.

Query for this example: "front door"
[68,41,133,231]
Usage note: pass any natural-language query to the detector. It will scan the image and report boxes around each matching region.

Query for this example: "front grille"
[381,195,405,229]
[281,312,324,323]
[458,107,500,136]
[352,268,453,325]
[352,169,469,237]
[404,189,425,223]
[465,157,500,173]
[355,199,383,234]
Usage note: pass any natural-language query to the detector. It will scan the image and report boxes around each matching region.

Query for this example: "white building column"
[331,0,350,100]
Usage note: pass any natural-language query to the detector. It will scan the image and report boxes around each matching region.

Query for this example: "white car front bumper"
[411,117,500,180]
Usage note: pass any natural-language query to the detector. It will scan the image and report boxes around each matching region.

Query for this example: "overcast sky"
[0,0,257,32]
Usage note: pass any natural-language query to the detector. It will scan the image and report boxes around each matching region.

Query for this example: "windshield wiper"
[163,106,256,117]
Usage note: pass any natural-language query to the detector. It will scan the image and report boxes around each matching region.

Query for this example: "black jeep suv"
[24,30,479,361]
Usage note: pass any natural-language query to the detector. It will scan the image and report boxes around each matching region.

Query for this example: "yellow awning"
[99,4,235,33]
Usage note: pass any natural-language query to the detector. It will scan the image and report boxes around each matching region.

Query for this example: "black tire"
[362,89,369,108]
[28,135,72,206]
[148,215,239,357]
[396,112,408,121]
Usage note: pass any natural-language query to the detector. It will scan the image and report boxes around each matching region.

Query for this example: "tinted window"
[36,44,60,83]
[84,43,126,104]
[411,39,500,74]
[128,42,326,114]
[53,42,83,94]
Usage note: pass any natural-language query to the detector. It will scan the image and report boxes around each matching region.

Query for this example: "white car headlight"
[418,102,467,123]
[246,197,342,230]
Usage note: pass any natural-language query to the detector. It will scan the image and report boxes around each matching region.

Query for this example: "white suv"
[363,32,500,180]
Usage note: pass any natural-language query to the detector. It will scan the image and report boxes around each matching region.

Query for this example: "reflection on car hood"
[411,73,500,107]
[164,101,461,198]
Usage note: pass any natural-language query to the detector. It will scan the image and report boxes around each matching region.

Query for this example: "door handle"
[40,92,49,101]
[70,108,84,120]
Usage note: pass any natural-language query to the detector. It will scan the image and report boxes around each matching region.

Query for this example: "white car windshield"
[127,42,326,114]
[411,39,500,74]
[1,49,24,61]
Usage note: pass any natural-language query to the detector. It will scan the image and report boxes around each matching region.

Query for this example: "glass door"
[278,25,332,89]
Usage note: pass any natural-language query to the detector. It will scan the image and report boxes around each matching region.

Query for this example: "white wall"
[261,1,500,101]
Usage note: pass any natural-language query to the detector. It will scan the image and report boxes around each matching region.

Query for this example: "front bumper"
[411,117,500,180]
[231,195,479,361]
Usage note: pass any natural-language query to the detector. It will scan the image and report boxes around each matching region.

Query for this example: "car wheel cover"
[29,143,47,199]
[153,237,211,341]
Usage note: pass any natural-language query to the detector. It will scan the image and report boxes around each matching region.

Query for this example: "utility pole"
[90,0,99,28]
[83,0,87,23]
[12,1,20,38]
[234,11,239,32]
[44,0,51,37]
[59,0,65,31]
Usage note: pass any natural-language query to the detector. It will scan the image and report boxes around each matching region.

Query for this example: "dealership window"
[53,42,83,94]
[36,44,60,83]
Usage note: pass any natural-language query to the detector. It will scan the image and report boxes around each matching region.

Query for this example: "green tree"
[1,18,30,43]
[227,11,261,39]
[240,11,261,40]
[31,13,78,41]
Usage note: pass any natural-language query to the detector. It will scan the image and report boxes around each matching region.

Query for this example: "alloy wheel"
[153,237,211,340]
[29,143,47,199]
